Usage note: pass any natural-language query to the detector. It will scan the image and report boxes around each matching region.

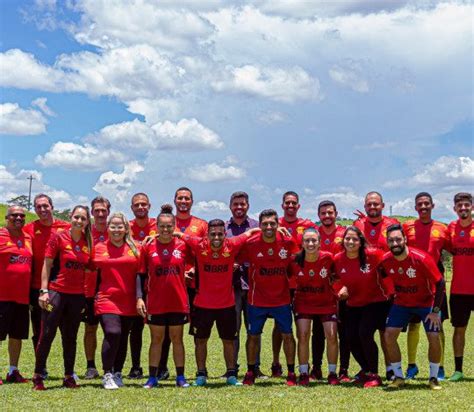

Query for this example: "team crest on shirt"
[191,226,198,233]
[17,240,23,247]
[370,229,376,236]
[268,248,274,256]
[99,235,105,242]
[470,229,474,237]
[82,246,89,254]
[406,267,416,278]
[172,249,182,259]
[278,248,288,259]
[128,249,135,257]
[360,264,371,274]
[287,228,293,234]
[163,249,169,256]
[431,229,440,238]
[324,239,330,245]
[150,230,156,236]
[297,227,305,234]
[319,267,328,278]
[335,237,342,244]
[309,269,315,277]
[139,230,145,238]
[74,245,81,252]
[460,231,465,237]
[398,267,404,274]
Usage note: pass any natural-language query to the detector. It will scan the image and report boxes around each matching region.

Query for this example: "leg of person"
[244,305,267,385]
[83,297,99,379]
[344,305,369,381]
[157,326,171,380]
[113,316,134,387]
[310,317,325,380]
[60,294,86,388]
[379,329,393,381]
[99,314,122,390]
[128,316,144,378]
[233,287,244,373]
[426,331,442,390]
[437,291,450,380]
[215,306,239,385]
[271,322,283,376]
[144,322,165,388]
[338,301,350,381]
[192,307,213,386]
[272,305,296,386]
[5,302,29,383]
[406,320,421,379]
[169,318,189,388]
[296,317,311,386]
[323,318,339,385]
[29,289,42,351]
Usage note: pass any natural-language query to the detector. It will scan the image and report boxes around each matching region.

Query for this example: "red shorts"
[294,312,338,323]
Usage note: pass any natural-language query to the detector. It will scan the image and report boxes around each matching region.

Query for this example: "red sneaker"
[6,369,28,383]
[32,375,46,391]
[338,369,351,383]
[63,376,80,389]
[271,363,283,378]
[243,371,255,386]
[298,373,310,386]
[0,377,3,385]
[353,370,368,386]
[286,372,297,386]
[310,366,323,381]
[328,372,340,385]
[363,373,383,388]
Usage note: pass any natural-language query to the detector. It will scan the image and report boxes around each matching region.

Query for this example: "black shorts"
[192,306,237,340]
[82,297,99,326]
[450,294,474,328]
[0,301,29,340]
[147,312,189,326]
[406,292,449,326]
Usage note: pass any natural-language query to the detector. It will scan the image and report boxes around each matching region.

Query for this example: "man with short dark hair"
[446,192,473,382]
[380,224,445,390]
[0,206,33,384]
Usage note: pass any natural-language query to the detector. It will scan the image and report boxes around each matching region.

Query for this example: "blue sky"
[0,0,472,222]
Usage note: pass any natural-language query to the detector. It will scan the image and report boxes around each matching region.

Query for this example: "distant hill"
[0,204,37,228]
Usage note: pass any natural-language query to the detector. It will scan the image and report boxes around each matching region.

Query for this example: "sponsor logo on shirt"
[9,254,32,264]
[65,260,87,270]
[395,285,418,294]
[259,267,286,276]
[204,264,229,273]
[155,266,180,276]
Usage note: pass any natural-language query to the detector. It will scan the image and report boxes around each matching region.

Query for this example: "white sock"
[391,362,404,378]
[429,362,440,379]
[9,365,18,374]
[299,364,309,374]
[328,364,337,374]
[386,365,393,372]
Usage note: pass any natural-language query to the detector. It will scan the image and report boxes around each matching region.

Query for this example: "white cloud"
[384,156,474,189]
[93,161,145,203]
[186,160,246,183]
[257,111,288,124]
[329,64,369,93]
[193,200,228,214]
[212,65,320,103]
[0,102,48,135]
[35,142,128,170]
[31,97,56,116]
[354,141,396,150]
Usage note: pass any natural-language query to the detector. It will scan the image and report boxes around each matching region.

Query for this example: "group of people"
[0,187,472,392]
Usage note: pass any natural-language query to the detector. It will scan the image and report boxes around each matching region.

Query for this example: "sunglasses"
[10,213,26,218]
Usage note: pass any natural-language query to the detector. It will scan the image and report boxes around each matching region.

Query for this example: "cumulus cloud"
[384,156,474,189]
[0,102,48,135]
[186,160,246,182]
[31,97,56,116]
[193,200,228,214]
[329,63,369,93]
[36,142,128,170]
[212,65,320,103]
[93,161,145,203]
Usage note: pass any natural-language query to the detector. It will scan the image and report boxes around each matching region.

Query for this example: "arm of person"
[136,272,147,318]
[38,257,53,309]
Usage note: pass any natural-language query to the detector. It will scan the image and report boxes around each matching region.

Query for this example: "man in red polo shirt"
[0,206,33,384]
[446,192,474,382]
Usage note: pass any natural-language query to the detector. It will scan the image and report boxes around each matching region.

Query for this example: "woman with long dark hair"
[33,205,93,390]
[333,226,391,387]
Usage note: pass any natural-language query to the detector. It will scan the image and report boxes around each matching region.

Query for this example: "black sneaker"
[255,367,268,379]
[128,367,143,379]
[157,369,170,381]
[386,370,395,382]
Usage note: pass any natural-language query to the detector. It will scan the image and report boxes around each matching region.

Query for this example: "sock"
[328,364,337,374]
[247,364,256,373]
[287,364,295,373]
[386,365,393,372]
[149,366,158,377]
[226,368,237,377]
[299,364,309,374]
[87,360,96,369]
[197,369,207,377]
[407,363,416,368]
[391,362,403,378]
[176,367,184,377]
[407,322,420,365]
[9,365,18,374]
[455,356,463,372]
[439,330,445,367]
[429,362,440,379]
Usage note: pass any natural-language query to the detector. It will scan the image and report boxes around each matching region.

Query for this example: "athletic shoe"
[176,375,190,388]
[298,373,310,386]
[40,369,48,380]
[310,366,323,381]
[226,376,242,386]
[448,371,464,382]
[353,370,368,386]
[337,371,350,383]
[255,367,268,379]
[271,363,283,378]
[429,377,442,390]
[327,372,340,385]
[6,369,28,383]
[143,376,159,389]
[243,371,255,386]
[72,373,80,383]
[63,376,80,389]
[102,373,119,390]
[113,372,124,387]
[405,364,419,380]
[437,366,445,381]
[84,367,99,380]
[157,369,170,381]
[286,372,297,386]
[0,377,3,385]
[32,375,46,391]
[363,373,383,388]
[128,367,143,379]
[386,377,405,390]
[193,376,207,387]
[386,370,395,382]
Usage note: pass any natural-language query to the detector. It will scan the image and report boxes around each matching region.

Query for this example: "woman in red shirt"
[333,226,391,387]
[33,205,93,390]
[291,228,344,386]
[137,205,191,389]
[93,212,141,390]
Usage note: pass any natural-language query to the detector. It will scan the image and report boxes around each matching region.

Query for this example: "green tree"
[7,195,30,208]
[53,208,71,221]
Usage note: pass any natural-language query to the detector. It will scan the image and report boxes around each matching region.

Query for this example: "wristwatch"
[39,289,49,294]
[432,306,440,314]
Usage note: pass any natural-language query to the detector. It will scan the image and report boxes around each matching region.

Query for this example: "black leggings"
[29,288,42,350]
[100,314,134,373]
[34,291,85,375]
[129,316,144,369]
[345,301,391,374]
[312,301,350,371]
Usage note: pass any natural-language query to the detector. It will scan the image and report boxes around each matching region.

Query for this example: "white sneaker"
[72,373,80,383]
[103,373,119,390]
[113,372,124,387]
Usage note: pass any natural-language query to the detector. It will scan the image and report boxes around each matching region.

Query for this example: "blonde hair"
[107,212,139,258]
